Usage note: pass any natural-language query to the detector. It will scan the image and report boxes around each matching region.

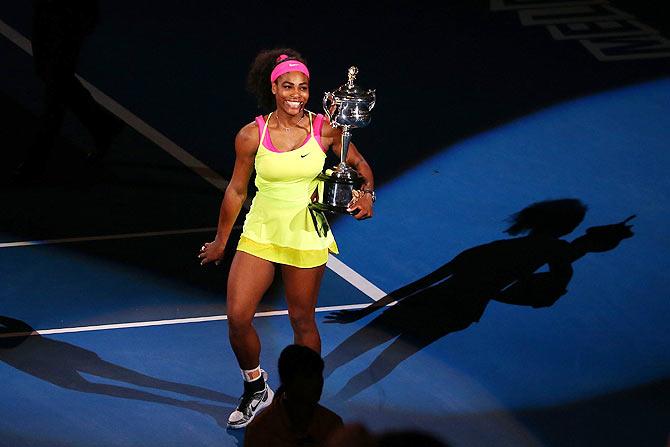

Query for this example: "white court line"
[0,18,386,302]
[0,302,401,338]
[0,227,219,248]
[327,255,387,301]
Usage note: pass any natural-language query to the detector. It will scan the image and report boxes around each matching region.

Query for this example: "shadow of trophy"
[310,66,376,214]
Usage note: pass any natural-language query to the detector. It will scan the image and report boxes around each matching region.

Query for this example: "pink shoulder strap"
[255,115,266,141]
[313,113,327,152]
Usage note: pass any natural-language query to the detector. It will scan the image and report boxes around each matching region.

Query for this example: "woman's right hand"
[198,239,226,266]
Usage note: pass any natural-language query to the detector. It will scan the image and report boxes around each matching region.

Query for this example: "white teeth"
[287,101,301,108]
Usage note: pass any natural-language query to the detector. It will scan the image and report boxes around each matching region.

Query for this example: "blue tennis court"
[1,2,669,446]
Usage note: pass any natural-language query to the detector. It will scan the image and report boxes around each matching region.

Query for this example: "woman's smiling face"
[272,71,309,115]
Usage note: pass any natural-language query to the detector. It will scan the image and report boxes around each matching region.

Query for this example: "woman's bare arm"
[198,122,258,265]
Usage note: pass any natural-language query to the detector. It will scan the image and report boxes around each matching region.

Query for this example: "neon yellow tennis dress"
[236,111,338,268]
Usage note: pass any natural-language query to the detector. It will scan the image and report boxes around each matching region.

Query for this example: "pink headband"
[270,54,310,83]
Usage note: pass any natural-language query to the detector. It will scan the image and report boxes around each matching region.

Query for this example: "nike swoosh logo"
[288,63,299,67]
[301,153,309,158]
[250,390,266,411]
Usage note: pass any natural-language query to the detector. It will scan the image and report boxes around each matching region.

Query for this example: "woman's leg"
[227,251,276,370]
[281,263,326,354]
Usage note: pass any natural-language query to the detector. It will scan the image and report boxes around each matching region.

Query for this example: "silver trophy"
[311,66,376,214]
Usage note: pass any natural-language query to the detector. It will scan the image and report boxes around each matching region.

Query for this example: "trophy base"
[310,168,363,215]
[308,201,355,215]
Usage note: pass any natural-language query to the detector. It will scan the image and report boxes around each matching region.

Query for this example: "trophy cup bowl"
[310,66,376,214]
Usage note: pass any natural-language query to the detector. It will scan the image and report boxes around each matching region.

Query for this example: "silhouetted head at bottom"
[505,198,587,238]
[278,344,324,406]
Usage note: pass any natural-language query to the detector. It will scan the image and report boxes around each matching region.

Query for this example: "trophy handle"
[368,89,376,111]
[323,92,334,123]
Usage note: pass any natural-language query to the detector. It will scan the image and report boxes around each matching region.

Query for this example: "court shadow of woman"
[0,316,236,426]
[323,199,635,400]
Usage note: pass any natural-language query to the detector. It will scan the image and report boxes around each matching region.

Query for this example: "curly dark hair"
[246,47,308,112]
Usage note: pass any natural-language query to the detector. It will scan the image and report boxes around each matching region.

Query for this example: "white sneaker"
[227,370,274,429]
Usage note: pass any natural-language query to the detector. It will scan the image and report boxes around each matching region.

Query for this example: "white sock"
[242,366,262,382]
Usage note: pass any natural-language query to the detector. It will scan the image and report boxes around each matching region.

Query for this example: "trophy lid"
[331,66,375,100]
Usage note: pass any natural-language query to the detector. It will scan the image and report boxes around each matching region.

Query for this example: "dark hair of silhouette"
[246,48,308,112]
[278,344,324,386]
[504,199,587,237]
